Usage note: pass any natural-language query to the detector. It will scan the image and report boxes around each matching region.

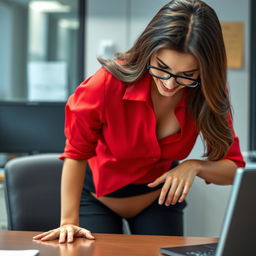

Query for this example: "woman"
[34,0,245,243]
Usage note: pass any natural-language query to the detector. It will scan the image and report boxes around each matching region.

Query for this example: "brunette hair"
[98,0,233,160]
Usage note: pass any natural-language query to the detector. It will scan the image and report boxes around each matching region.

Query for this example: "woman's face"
[149,48,200,97]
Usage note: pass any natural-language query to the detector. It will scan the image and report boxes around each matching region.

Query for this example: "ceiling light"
[29,1,71,13]
[59,19,79,30]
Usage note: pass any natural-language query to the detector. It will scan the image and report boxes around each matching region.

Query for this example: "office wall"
[85,0,129,77]
[85,0,250,236]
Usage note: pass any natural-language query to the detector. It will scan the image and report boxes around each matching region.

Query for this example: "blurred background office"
[0,0,255,238]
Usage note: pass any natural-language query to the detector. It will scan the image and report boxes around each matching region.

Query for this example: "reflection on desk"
[0,231,217,256]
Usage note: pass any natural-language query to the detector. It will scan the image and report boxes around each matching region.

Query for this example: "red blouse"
[60,67,245,197]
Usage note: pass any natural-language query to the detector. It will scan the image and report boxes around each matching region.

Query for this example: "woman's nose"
[163,77,177,89]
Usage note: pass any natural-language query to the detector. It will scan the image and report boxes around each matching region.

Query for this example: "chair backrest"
[4,154,63,231]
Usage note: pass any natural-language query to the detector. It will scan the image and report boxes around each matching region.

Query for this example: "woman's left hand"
[148,160,200,206]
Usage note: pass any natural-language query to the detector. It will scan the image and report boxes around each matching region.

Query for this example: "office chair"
[4,153,63,231]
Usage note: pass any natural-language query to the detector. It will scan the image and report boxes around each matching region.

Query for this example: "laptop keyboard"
[160,243,217,256]
[185,251,215,256]
[184,244,216,256]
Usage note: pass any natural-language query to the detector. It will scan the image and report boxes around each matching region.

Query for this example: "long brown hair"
[98,0,233,161]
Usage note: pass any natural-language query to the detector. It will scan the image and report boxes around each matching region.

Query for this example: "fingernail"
[159,199,163,205]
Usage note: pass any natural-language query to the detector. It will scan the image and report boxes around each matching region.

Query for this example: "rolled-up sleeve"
[204,114,245,185]
[223,114,245,168]
[59,68,106,160]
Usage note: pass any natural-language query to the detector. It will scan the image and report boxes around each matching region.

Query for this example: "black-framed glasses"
[147,65,200,88]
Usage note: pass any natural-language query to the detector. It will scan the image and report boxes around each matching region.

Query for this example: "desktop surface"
[0,231,217,256]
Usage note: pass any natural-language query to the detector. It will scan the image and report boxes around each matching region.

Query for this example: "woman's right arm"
[33,158,95,243]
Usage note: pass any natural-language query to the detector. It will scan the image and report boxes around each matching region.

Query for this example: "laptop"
[160,168,256,256]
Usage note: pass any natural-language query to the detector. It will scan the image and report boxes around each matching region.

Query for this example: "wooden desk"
[0,231,217,256]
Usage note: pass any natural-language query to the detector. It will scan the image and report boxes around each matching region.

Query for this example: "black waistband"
[83,161,179,198]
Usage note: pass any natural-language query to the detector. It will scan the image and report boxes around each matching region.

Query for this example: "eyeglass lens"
[148,67,197,86]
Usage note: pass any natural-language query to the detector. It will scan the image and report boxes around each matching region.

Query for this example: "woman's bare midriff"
[91,188,161,219]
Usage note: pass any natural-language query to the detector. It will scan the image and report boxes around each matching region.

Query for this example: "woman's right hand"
[33,224,95,243]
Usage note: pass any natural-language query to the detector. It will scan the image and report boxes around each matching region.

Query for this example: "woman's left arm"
[195,158,237,185]
[148,159,238,206]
